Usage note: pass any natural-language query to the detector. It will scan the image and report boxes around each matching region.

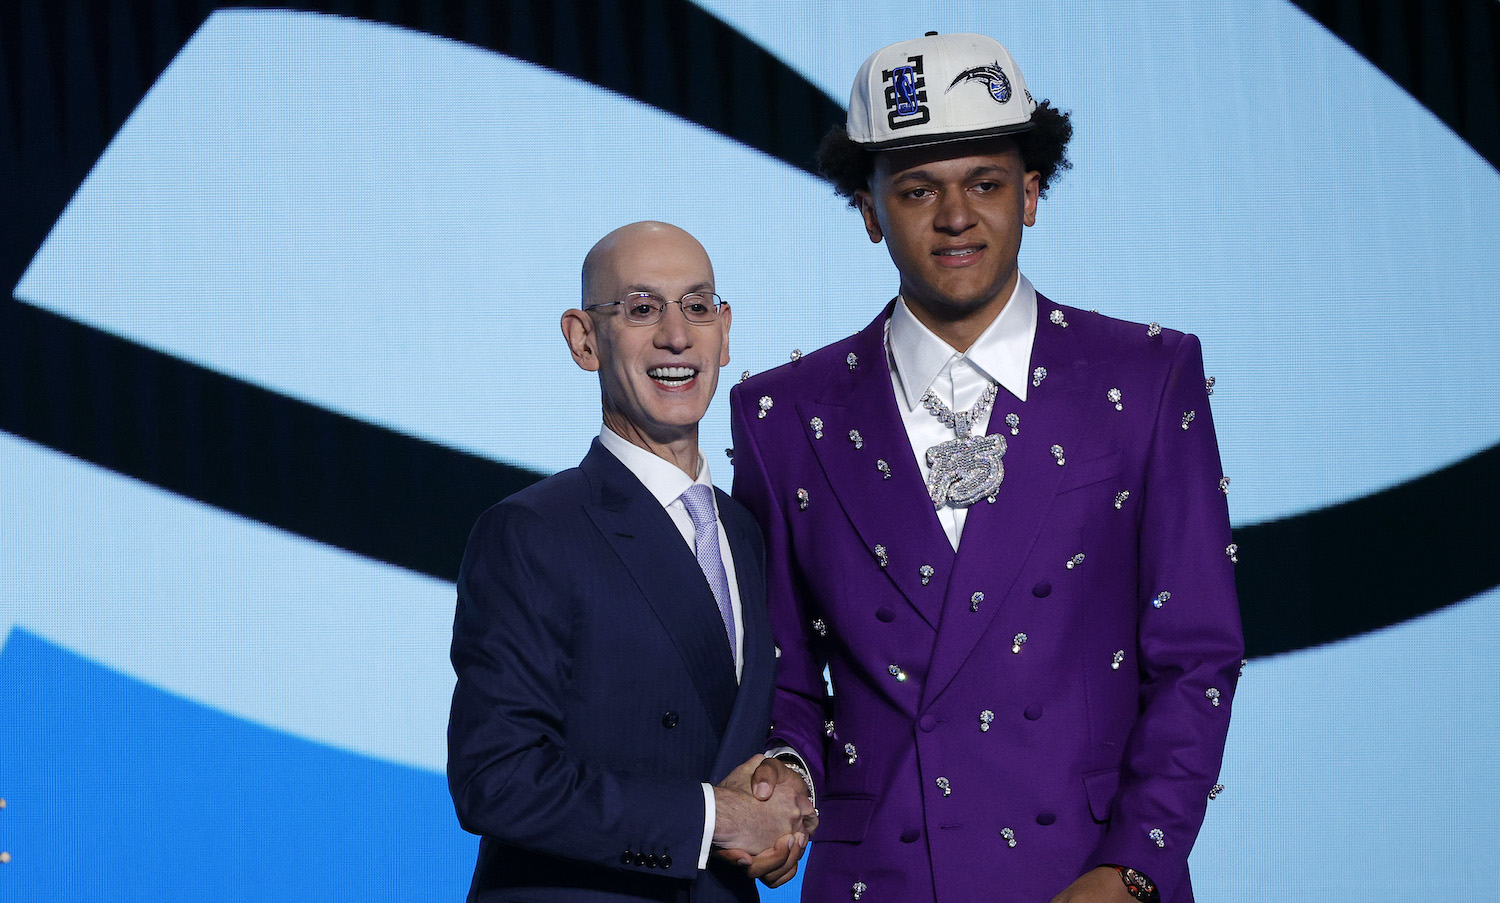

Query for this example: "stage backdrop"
[3,1,1498,899]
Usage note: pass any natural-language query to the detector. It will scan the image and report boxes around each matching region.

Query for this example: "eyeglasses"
[584,291,725,326]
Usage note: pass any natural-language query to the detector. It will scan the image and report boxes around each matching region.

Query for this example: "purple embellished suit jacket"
[728,296,1242,903]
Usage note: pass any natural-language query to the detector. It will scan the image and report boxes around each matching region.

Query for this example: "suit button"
[660,854,673,869]
[662,711,679,728]
[1032,582,1052,598]
[900,828,921,843]
[620,849,633,865]
[918,714,937,732]
[645,853,658,868]
[876,606,896,622]
[1036,811,1057,825]
[1023,704,1043,721]
[634,852,647,867]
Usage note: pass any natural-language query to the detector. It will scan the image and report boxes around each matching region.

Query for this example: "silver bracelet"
[771,754,816,808]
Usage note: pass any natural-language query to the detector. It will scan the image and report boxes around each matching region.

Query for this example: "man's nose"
[653,302,695,349]
[934,189,977,233]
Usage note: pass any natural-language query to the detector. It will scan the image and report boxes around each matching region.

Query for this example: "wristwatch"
[1112,865,1160,902]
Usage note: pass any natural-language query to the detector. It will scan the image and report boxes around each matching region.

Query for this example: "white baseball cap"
[846,32,1038,150]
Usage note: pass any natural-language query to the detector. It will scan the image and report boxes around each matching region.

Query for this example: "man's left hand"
[713,831,806,887]
[1050,866,1137,903]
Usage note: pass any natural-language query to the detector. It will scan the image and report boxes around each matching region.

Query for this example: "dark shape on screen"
[2,0,1498,657]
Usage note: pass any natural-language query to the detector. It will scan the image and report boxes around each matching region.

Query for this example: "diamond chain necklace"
[921,382,998,437]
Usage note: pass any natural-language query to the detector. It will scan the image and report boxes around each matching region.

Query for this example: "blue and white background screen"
[2,1,1497,899]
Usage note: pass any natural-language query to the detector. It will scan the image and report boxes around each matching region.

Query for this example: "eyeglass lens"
[622,293,721,325]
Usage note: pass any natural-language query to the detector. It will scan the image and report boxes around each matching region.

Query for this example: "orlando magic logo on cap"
[847,32,1038,150]
[950,62,1012,104]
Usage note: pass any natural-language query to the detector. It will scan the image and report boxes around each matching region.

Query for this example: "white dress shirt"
[596,425,744,868]
[886,274,1039,550]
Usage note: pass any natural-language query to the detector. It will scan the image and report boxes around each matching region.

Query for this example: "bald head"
[581,221,714,308]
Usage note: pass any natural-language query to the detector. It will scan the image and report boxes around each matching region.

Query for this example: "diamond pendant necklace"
[921,382,1006,509]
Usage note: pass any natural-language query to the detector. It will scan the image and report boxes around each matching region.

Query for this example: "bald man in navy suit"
[449,222,814,902]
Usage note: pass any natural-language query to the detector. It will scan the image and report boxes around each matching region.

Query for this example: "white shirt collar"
[887,273,1038,410]
[598,424,715,509]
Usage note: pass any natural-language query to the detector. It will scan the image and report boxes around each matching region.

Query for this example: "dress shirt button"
[1023,703,1044,721]
[875,606,896,622]
[918,715,937,732]
[1036,811,1057,825]
[1032,582,1052,598]
[899,828,921,843]
[662,711,679,728]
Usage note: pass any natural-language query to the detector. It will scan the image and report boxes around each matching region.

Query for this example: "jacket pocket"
[812,795,876,843]
[1057,449,1123,493]
[1083,768,1120,823]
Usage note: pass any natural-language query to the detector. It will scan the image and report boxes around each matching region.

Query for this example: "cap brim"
[855,119,1036,152]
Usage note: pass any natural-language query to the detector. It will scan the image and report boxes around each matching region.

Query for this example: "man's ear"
[854,191,884,244]
[1022,170,1041,228]
[717,302,732,368]
[561,309,602,372]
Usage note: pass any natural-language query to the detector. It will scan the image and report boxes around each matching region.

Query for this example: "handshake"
[711,755,820,888]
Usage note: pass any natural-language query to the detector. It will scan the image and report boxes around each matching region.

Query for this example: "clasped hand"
[711,754,818,887]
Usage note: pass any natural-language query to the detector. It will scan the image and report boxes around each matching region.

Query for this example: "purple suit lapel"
[800,308,954,630]
[922,301,1102,708]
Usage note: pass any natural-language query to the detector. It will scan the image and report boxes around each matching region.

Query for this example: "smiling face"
[856,137,1040,347]
[561,222,730,466]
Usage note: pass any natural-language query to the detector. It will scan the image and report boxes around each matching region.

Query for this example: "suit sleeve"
[729,384,830,794]
[1086,333,1244,900]
[446,501,707,878]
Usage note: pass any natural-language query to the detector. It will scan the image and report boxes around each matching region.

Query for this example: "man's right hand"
[711,754,815,885]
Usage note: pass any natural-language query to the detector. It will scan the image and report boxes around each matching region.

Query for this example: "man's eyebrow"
[621,282,715,295]
[891,164,1015,186]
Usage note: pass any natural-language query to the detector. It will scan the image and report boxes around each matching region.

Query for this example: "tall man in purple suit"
[730,33,1242,903]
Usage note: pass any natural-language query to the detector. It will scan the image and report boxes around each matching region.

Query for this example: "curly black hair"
[815,100,1074,204]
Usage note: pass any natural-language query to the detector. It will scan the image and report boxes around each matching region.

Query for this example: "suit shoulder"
[1047,298,1201,369]
[470,466,590,532]
[731,331,866,406]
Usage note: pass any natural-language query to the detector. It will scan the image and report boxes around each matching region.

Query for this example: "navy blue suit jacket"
[448,439,775,902]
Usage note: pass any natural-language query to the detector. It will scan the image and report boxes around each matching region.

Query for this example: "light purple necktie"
[679,483,737,662]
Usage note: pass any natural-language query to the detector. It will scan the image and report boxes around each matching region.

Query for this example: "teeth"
[938,248,978,256]
[649,366,695,378]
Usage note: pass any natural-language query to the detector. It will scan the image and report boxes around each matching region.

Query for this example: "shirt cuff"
[765,745,816,807]
[699,782,715,869]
